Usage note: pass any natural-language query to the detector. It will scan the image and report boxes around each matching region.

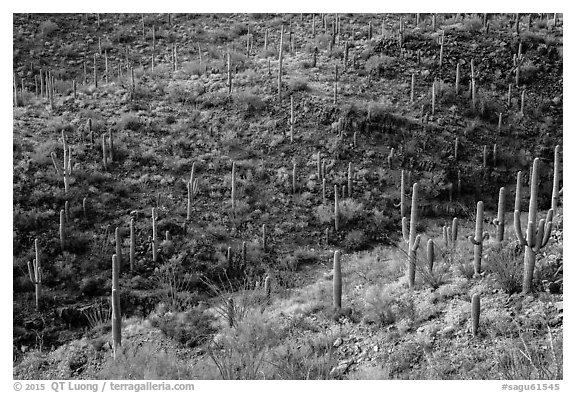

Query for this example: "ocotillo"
[514,159,554,293]
[402,183,421,288]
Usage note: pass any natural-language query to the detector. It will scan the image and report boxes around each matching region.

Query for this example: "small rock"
[373,345,379,352]
[333,338,343,348]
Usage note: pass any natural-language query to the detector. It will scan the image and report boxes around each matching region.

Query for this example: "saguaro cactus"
[227,52,232,95]
[115,227,122,270]
[468,201,484,275]
[292,162,297,194]
[59,209,65,251]
[27,239,42,310]
[400,170,407,234]
[278,25,284,102]
[264,275,271,304]
[514,159,554,293]
[151,207,158,262]
[402,183,421,288]
[51,131,72,194]
[471,293,480,336]
[347,163,353,198]
[111,254,121,355]
[129,218,135,272]
[455,63,460,94]
[333,250,342,309]
[290,95,295,143]
[231,162,236,212]
[551,145,561,215]
[494,187,506,242]
[410,73,415,103]
[334,184,340,231]
[427,239,435,272]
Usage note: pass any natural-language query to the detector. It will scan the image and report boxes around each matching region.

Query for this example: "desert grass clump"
[485,241,523,294]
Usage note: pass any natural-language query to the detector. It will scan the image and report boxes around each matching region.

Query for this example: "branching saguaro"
[27,239,42,310]
[402,182,421,288]
[494,187,506,242]
[514,158,554,294]
[468,201,484,275]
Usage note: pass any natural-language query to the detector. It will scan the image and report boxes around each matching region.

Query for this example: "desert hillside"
[12,13,563,380]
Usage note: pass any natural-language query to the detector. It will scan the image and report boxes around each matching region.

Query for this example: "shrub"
[117,113,141,131]
[234,91,265,114]
[486,241,524,294]
[288,77,309,92]
[153,256,197,311]
[496,330,563,379]
[97,341,196,379]
[207,311,281,379]
[339,198,364,225]
[343,230,369,251]
[365,55,397,76]
[269,335,336,379]
[151,308,217,348]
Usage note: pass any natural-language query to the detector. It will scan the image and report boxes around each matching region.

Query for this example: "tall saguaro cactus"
[231,161,236,213]
[111,254,121,355]
[151,207,158,262]
[27,239,42,310]
[51,131,72,194]
[469,201,484,275]
[129,219,135,272]
[402,183,421,288]
[494,187,506,242]
[400,170,407,235]
[278,25,284,102]
[551,145,561,215]
[334,184,340,231]
[333,250,342,309]
[514,159,554,293]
